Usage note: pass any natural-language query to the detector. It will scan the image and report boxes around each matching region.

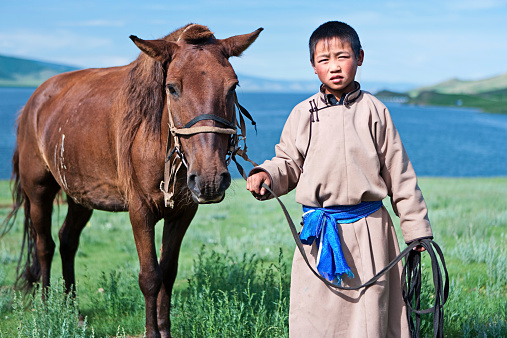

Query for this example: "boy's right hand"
[246,171,271,199]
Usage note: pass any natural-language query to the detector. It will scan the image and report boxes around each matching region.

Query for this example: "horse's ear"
[220,28,263,58]
[130,35,179,62]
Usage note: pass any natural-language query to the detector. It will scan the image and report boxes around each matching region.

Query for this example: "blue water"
[0,88,35,179]
[1,88,506,179]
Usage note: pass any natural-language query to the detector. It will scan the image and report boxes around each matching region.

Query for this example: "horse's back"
[17,66,130,210]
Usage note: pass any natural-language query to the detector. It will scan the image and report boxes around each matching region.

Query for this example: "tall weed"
[12,279,90,338]
[443,277,506,337]
[450,234,506,287]
[171,246,289,337]
[406,262,506,337]
[92,269,144,317]
[0,268,13,316]
[82,268,145,336]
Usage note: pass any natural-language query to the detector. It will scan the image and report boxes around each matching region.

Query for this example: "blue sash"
[300,201,383,284]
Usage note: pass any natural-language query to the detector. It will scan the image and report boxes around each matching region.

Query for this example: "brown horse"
[1,24,262,337]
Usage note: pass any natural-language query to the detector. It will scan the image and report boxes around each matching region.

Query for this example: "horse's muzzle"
[187,170,231,204]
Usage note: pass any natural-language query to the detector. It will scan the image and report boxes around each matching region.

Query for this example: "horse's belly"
[59,151,131,211]
[68,190,128,212]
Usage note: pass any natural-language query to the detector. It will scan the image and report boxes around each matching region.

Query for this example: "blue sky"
[1,0,506,87]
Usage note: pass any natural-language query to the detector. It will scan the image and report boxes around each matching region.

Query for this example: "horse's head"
[130,24,262,204]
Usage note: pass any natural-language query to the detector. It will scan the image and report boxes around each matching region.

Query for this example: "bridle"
[160,88,256,207]
[160,24,258,207]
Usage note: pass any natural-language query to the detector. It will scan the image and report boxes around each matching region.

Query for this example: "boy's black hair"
[309,21,362,66]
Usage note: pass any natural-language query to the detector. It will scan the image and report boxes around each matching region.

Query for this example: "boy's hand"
[246,171,271,198]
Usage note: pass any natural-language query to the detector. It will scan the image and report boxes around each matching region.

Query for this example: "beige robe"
[252,84,433,337]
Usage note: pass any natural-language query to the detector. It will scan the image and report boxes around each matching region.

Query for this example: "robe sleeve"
[249,107,304,198]
[376,106,433,243]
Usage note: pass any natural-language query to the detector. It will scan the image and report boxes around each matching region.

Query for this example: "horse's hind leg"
[23,178,60,290]
[59,198,93,293]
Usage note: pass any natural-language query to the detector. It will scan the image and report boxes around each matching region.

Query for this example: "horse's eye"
[167,85,177,95]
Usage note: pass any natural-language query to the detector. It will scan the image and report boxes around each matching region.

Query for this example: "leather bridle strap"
[170,114,237,136]
[183,114,236,129]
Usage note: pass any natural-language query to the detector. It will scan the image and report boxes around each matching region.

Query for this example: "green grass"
[0,177,506,337]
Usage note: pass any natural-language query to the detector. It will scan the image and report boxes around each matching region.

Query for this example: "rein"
[233,161,449,338]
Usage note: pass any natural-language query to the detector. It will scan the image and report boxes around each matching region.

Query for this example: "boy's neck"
[323,81,357,100]
[321,82,359,105]
[327,93,346,105]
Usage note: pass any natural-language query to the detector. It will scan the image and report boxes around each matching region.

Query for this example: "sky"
[1,0,507,87]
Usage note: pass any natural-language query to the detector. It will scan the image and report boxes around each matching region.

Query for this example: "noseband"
[161,88,256,207]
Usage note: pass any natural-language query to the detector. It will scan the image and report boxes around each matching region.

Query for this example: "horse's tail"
[0,145,40,291]
[0,146,22,236]
[17,194,41,291]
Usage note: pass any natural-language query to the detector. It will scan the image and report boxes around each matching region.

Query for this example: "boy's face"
[312,37,364,99]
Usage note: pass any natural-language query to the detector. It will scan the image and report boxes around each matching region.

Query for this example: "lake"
[1,87,506,180]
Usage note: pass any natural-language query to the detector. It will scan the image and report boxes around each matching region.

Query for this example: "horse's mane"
[116,24,215,203]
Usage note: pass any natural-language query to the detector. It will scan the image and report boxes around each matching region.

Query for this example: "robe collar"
[319,81,361,107]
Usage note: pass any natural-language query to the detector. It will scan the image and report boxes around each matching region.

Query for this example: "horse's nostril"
[219,171,231,191]
[187,173,198,191]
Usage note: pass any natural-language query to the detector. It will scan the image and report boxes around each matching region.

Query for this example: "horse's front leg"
[157,204,198,337]
[129,200,162,338]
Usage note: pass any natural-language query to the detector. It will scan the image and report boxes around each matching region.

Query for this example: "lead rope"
[234,158,448,337]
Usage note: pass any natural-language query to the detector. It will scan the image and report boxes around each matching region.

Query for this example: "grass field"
[0,177,506,337]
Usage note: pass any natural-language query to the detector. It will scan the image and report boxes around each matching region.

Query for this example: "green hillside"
[407,88,507,114]
[409,72,507,96]
[0,54,78,87]
[376,72,507,114]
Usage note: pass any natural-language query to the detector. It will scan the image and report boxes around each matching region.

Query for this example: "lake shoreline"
[2,88,507,179]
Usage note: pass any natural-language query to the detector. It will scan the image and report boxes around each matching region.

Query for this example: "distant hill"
[1,54,420,93]
[409,88,507,114]
[4,53,503,113]
[375,90,410,103]
[376,72,507,114]
[409,72,507,96]
[237,75,417,94]
[0,54,79,87]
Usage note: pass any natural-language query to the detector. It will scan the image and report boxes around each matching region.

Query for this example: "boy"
[246,21,433,337]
